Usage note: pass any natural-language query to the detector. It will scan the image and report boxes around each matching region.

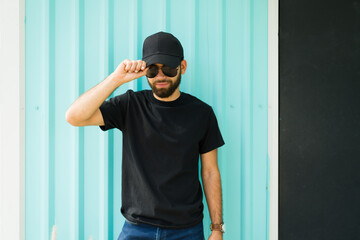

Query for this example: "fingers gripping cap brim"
[142,54,182,68]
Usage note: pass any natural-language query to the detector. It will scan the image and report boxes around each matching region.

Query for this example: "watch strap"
[210,222,224,233]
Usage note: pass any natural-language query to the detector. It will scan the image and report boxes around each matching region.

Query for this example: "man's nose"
[155,68,166,78]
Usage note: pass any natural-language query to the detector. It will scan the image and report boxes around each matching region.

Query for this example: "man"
[66,32,225,240]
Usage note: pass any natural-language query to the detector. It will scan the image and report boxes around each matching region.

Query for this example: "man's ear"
[180,60,187,74]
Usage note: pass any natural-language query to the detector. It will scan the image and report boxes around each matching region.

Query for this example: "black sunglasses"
[146,65,179,78]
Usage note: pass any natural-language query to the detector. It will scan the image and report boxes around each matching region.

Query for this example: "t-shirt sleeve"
[98,90,130,131]
[199,107,225,154]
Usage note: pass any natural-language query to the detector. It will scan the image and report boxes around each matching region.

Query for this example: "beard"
[147,70,182,98]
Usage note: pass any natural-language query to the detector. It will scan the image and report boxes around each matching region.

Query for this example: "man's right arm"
[65,59,147,127]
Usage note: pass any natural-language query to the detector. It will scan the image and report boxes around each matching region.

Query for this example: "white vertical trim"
[0,0,26,239]
[268,0,279,240]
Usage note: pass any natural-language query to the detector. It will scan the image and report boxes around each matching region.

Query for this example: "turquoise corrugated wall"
[25,0,268,239]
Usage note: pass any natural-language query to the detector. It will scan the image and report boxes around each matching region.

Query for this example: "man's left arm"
[201,148,223,240]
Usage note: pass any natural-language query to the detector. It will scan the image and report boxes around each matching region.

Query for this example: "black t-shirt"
[99,89,225,229]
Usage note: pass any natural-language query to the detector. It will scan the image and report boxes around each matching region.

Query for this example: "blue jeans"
[117,219,205,240]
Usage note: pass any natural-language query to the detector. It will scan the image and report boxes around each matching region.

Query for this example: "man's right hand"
[112,59,148,84]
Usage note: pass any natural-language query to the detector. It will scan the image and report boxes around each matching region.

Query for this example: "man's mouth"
[156,82,169,87]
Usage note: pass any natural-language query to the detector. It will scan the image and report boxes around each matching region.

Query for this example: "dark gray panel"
[280,1,360,239]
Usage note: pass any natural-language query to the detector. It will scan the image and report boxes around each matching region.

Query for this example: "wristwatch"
[210,222,225,233]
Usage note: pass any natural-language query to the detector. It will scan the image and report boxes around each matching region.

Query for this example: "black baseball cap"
[142,32,184,68]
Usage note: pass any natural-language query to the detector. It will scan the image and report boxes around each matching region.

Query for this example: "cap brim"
[143,54,181,68]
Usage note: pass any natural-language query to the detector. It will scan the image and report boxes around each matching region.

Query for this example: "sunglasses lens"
[146,65,178,78]
[162,66,178,77]
[146,65,159,78]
